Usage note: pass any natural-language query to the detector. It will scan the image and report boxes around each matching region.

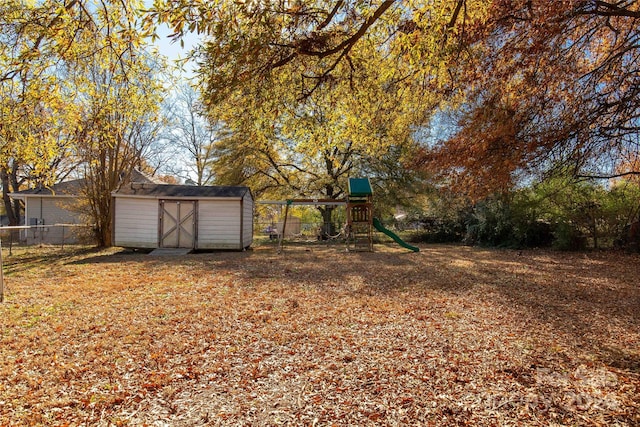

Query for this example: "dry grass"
[0,243,638,426]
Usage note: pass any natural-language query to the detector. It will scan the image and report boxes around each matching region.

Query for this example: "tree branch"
[298,0,395,58]
[270,0,394,75]
[446,0,466,30]
[576,1,640,18]
[317,0,344,31]
[577,171,640,180]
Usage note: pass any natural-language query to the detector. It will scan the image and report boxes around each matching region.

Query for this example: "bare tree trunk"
[317,182,340,238]
[318,206,336,239]
[1,164,23,226]
[83,149,118,247]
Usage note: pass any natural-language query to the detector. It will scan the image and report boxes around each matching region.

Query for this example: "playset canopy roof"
[347,178,372,197]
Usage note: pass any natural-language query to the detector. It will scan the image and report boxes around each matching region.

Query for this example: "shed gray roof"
[114,183,251,199]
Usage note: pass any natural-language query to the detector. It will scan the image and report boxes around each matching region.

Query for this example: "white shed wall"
[197,200,242,249]
[242,192,253,248]
[113,197,159,248]
[113,191,253,250]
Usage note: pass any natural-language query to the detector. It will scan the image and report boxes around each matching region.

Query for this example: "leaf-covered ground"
[0,243,638,426]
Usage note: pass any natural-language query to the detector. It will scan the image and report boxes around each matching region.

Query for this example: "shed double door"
[159,200,197,248]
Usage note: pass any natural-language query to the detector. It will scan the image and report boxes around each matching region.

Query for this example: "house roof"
[9,169,162,199]
[9,178,84,198]
[113,183,251,199]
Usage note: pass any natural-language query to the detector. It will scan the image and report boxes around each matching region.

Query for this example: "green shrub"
[553,222,588,251]
[464,197,517,247]
[408,221,464,243]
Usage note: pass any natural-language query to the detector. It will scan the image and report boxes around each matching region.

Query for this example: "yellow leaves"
[1,0,163,189]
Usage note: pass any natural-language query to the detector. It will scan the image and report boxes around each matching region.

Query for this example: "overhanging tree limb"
[269,0,395,74]
[317,0,344,31]
[582,1,640,18]
[577,171,640,180]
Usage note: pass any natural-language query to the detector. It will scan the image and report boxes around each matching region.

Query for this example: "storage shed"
[112,183,253,250]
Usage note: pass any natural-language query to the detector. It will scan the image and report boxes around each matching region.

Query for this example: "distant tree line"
[405,174,640,251]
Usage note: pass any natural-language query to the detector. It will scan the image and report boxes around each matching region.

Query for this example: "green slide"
[373,217,420,252]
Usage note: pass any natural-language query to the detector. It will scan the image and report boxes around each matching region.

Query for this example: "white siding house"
[8,169,161,245]
[9,179,87,245]
[112,183,254,250]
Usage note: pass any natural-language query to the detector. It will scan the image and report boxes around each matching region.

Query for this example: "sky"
[143,13,204,181]
[153,24,201,76]
[142,0,201,76]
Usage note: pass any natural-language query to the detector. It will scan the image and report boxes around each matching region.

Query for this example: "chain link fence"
[0,224,95,253]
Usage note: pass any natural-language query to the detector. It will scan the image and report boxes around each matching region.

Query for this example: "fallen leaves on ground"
[0,243,638,426]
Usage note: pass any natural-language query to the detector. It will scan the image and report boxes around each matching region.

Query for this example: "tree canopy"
[421,0,640,195]
[147,0,481,103]
[1,0,165,243]
[149,0,639,198]
[211,38,428,194]
[146,0,487,212]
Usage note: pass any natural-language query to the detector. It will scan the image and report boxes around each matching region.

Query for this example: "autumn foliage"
[423,0,640,196]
